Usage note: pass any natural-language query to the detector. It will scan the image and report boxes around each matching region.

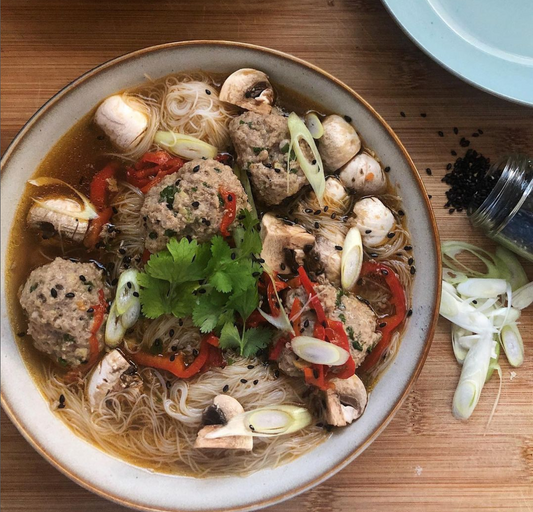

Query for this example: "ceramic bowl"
[1,41,441,512]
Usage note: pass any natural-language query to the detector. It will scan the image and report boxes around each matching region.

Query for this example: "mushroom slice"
[27,197,89,243]
[195,395,253,451]
[219,69,275,115]
[260,213,315,274]
[324,375,368,427]
[94,95,148,152]
[86,349,142,412]
[319,115,361,172]
[314,235,342,286]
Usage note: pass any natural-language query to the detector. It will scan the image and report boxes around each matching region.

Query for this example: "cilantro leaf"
[138,274,172,318]
[227,285,259,323]
[241,327,273,357]
[192,290,227,333]
[219,322,242,351]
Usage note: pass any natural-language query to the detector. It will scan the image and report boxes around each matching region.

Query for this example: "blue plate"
[381,0,533,106]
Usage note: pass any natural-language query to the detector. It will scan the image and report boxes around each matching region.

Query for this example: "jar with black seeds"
[469,155,533,261]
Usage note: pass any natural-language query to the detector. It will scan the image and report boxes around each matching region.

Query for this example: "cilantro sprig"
[138,210,273,356]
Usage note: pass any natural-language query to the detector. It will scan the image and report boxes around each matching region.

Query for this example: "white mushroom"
[260,213,315,274]
[219,69,275,115]
[86,349,142,412]
[339,153,387,195]
[94,95,148,152]
[318,115,361,172]
[194,395,253,451]
[27,197,89,243]
[324,375,368,427]
[353,197,396,247]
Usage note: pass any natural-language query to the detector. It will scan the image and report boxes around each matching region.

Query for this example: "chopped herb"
[252,147,266,155]
[164,229,177,238]
[280,142,290,154]
[335,289,345,307]
[63,334,76,342]
[338,313,346,324]
[29,283,38,293]
[58,358,68,367]
[159,185,177,209]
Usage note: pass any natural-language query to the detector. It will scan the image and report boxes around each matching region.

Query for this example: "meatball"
[141,159,248,252]
[228,111,308,206]
[339,153,387,195]
[282,283,381,371]
[19,258,109,367]
[319,115,361,172]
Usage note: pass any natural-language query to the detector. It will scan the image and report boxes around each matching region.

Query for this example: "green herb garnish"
[138,210,270,356]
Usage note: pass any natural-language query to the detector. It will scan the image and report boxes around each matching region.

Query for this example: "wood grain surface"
[2,1,533,511]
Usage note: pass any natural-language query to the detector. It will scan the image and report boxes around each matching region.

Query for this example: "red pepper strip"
[202,344,226,373]
[90,162,120,210]
[313,322,326,341]
[84,207,113,248]
[137,151,171,167]
[205,334,220,347]
[215,153,233,165]
[303,365,329,391]
[289,298,302,336]
[357,262,407,373]
[286,276,301,289]
[267,280,281,317]
[269,337,288,361]
[326,319,355,380]
[132,336,212,379]
[297,266,327,325]
[142,249,151,264]
[219,187,237,238]
[64,289,106,382]
[245,310,268,328]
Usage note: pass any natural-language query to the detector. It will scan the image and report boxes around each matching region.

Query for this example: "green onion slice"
[154,131,218,160]
[287,112,326,205]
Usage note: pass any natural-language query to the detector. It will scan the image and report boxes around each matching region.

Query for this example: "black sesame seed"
[365,229,372,234]
[231,252,236,260]
[192,201,200,208]
[451,150,457,156]
[58,403,65,409]
[169,329,175,337]
[247,365,255,369]
[274,369,280,378]
[50,288,58,298]
[369,252,379,258]
[323,206,329,212]
[344,115,352,122]
[65,292,75,298]
[171,345,178,352]
[79,275,86,282]
[408,257,414,265]
[446,163,452,170]
[227,194,233,202]
[253,379,259,385]
[205,89,211,95]
[384,166,391,173]
[428,194,433,199]
[335,245,343,251]
[426,168,432,176]
[193,349,199,357]
[240,379,248,384]
[133,292,139,297]
[379,322,387,328]
[478,129,483,135]
[404,245,413,251]
[453,127,459,135]
[407,309,413,317]
[280,262,286,270]
[400,111,406,117]
[305,208,313,214]
[192,165,200,173]
[330,213,337,219]
[87,307,94,313]
[59,394,65,404]
[449,208,455,214]
[398,210,405,216]
[249,424,255,431]
[127,281,132,289]
[17,332,26,337]
[381,268,389,275]
[420,113,427,118]
[314,222,320,229]
[410,266,417,275]
[178,319,184,326]
[387,232,395,239]
[111,278,118,286]
[223,384,229,393]
[438,131,444,137]
[169,354,176,362]
[459,137,470,147]
[314,209,321,215]
[198,288,206,294]
[472,132,479,138]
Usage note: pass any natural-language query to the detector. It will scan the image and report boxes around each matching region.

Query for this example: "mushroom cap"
[27,197,89,243]
[325,374,368,426]
[353,197,396,247]
[219,68,275,115]
[94,95,148,151]
[319,115,361,171]
[339,153,387,195]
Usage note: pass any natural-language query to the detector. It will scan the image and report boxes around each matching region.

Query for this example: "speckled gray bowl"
[1,41,441,512]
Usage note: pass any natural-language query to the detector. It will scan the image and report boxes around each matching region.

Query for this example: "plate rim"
[1,39,442,512]
[381,0,533,107]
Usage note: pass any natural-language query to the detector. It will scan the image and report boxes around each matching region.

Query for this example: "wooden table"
[2,1,533,510]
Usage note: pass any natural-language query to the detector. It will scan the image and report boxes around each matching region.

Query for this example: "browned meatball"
[229,111,308,205]
[141,158,248,252]
[19,258,109,367]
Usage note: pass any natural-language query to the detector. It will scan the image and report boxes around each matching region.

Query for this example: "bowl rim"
[1,40,442,512]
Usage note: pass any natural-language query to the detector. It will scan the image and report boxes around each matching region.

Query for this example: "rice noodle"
[119,72,238,161]
[41,357,328,477]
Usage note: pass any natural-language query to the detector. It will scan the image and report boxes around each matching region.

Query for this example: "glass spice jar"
[468,154,533,261]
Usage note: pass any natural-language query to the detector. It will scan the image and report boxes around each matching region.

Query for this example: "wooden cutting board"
[1,1,532,510]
